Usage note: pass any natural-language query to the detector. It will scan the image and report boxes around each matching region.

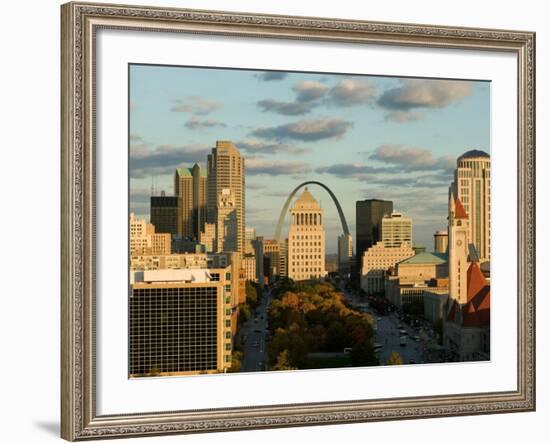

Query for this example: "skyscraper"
[355,199,393,270]
[207,141,245,254]
[287,188,326,281]
[150,191,178,235]
[338,233,353,275]
[174,164,207,239]
[381,212,413,248]
[451,149,490,261]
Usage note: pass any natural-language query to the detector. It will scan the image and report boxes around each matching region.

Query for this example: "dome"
[458,149,490,160]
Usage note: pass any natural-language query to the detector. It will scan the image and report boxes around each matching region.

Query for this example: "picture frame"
[60,1,536,440]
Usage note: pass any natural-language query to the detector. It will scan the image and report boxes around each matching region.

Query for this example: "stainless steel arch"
[274,181,350,242]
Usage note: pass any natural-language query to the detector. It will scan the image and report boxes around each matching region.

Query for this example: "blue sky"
[129,64,490,253]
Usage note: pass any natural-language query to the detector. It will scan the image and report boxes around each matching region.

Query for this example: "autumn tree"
[272,350,296,371]
[386,351,403,365]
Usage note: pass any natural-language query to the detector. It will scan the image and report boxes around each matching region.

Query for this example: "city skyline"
[129,64,490,252]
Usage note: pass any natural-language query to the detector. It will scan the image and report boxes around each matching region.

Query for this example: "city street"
[337,281,425,365]
[240,288,272,372]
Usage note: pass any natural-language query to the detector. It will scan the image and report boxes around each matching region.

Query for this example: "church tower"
[448,191,469,304]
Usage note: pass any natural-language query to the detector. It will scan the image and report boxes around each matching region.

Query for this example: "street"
[240,287,272,372]
[337,281,426,365]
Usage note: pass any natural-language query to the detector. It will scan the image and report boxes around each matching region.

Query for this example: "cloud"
[236,139,309,155]
[315,163,396,178]
[369,144,455,172]
[184,117,227,130]
[384,110,425,123]
[328,79,377,107]
[378,79,473,111]
[130,143,210,178]
[293,81,329,102]
[255,71,288,81]
[251,117,353,142]
[245,157,311,176]
[257,99,315,116]
[129,134,142,142]
[171,96,221,115]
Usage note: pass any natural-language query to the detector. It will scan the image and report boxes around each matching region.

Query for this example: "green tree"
[227,351,243,373]
[386,351,403,365]
[272,350,296,371]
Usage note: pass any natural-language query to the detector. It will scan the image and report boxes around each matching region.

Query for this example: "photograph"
[128,64,491,377]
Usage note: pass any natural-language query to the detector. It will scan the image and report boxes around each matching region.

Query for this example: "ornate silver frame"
[61,2,536,440]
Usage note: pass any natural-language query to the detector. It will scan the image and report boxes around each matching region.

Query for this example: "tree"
[350,341,378,367]
[227,351,243,373]
[386,351,403,365]
[272,350,296,371]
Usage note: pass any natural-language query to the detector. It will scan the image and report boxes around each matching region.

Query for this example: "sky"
[129,64,490,253]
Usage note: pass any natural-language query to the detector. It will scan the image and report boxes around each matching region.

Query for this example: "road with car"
[240,288,272,372]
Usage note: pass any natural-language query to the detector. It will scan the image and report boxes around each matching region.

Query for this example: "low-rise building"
[360,241,415,295]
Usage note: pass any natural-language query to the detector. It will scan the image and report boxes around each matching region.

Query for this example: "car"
[413,335,421,342]
[373,343,383,352]
[400,336,407,346]
[399,328,408,336]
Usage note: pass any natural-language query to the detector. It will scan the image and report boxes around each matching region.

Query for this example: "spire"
[454,197,468,219]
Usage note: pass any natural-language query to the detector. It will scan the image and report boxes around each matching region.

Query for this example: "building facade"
[207,141,245,255]
[150,193,178,235]
[355,199,393,272]
[338,233,353,275]
[287,188,326,281]
[174,164,207,240]
[242,254,257,282]
[360,241,414,294]
[130,253,208,271]
[451,149,491,261]
[129,268,234,376]
[381,212,413,248]
[130,213,171,256]
[215,188,238,253]
[448,192,470,304]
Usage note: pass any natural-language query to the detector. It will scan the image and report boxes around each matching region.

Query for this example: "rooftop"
[458,149,490,160]
[399,252,448,265]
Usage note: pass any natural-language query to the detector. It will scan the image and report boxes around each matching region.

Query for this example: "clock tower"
[449,191,469,304]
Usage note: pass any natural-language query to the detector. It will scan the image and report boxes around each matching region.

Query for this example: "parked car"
[400,336,407,346]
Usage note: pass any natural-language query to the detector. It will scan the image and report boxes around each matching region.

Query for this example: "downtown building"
[207,141,245,255]
[381,212,412,248]
[129,268,234,376]
[287,188,326,281]
[174,163,207,240]
[450,149,491,262]
[150,191,178,236]
[355,199,393,273]
[130,213,171,256]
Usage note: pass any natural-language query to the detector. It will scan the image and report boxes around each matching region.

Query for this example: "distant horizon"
[130,65,490,253]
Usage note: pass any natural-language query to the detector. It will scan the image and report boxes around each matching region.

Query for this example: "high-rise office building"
[129,268,233,376]
[207,141,245,255]
[355,199,393,270]
[381,212,413,248]
[244,227,256,255]
[263,239,280,283]
[434,230,449,254]
[287,188,326,281]
[451,149,491,261]
[150,192,178,235]
[174,164,207,239]
[215,188,238,253]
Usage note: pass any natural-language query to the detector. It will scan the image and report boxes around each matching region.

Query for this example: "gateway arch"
[274,181,350,242]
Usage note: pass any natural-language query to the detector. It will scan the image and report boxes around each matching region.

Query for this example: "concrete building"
[200,222,216,253]
[174,164,207,240]
[424,289,450,324]
[451,149,491,261]
[385,251,449,308]
[444,260,490,361]
[338,233,353,276]
[150,192,178,235]
[355,199,393,272]
[215,188,238,253]
[278,239,288,279]
[130,213,171,256]
[130,253,208,271]
[207,141,245,255]
[360,241,415,295]
[129,268,234,376]
[287,188,326,281]
[242,254,257,282]
[252,236,265,286]
[381,212,413,248]
[434,230,449,254]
